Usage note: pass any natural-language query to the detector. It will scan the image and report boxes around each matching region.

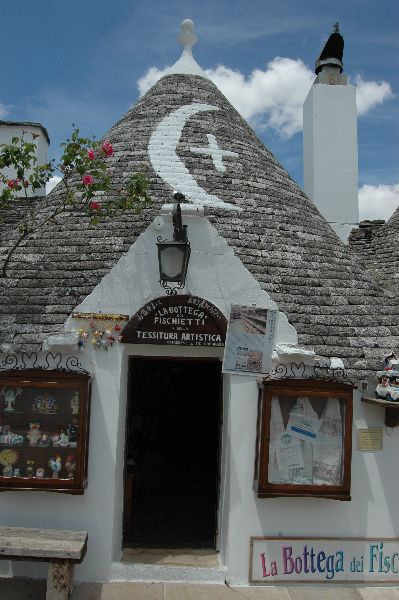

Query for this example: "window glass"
[268,395,344,486]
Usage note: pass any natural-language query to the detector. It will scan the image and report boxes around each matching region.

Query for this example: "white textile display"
[288,396,318,484]
[268,396,289,483]
[312,397,343,485]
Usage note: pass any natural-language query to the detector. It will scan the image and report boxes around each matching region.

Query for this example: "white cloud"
[138,59,393,139]
[355,75,393,115]
[208,59,313,138]
[359,183,399,221]
[137,67,169,97]
[46,176,62,194]
[0,102,10,118]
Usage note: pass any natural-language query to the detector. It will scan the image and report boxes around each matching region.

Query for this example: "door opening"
[123,357,222,548]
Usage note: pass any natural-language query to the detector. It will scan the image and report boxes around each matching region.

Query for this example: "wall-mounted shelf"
[361,396,399,427]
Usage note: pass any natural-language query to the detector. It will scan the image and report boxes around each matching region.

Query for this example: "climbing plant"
[0,128,150,277]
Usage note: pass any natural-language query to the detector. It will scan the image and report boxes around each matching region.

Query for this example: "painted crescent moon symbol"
[148,103,241,211]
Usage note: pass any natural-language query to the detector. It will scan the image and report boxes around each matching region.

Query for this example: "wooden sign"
[358,428,383,451]
[250,537,399,584]
[121,295,226,347]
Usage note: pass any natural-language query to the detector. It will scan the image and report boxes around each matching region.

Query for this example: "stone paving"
[2,580,399,600]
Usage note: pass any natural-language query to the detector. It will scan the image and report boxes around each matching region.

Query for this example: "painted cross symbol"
[190,134,238,173]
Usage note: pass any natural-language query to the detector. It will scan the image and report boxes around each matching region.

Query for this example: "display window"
[0,370,90,494]
[254,379,353,500]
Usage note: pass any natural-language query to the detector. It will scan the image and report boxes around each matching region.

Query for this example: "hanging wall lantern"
[157,192,191,296]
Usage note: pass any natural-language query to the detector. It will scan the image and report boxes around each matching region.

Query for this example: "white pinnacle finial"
[164,18,208,79]
[178,19,198,55]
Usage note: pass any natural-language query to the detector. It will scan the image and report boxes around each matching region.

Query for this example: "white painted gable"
[67,206,297,347]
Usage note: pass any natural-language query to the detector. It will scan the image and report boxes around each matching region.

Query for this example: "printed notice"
[222,306,277,376]
[275,433,304,470]
[358,428,383,451]
[287,412,320,445]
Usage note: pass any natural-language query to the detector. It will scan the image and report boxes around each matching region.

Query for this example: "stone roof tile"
[1,73,398,376]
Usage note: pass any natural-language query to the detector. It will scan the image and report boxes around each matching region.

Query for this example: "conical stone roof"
[350,207,399,292]
[1,68,399,376]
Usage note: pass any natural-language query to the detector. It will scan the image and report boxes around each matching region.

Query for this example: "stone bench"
[0,526,88,600]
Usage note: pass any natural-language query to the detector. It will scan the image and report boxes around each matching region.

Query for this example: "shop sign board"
[223,305,277,375]
[121,295,226,347]
[250,537,399,584]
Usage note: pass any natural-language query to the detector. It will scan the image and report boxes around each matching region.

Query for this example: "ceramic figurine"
[38,433,50,447]
[67,420,78,448]
[0,448,18,476]
[65,455,76,479]
[13,468,20,477]
[391,376,399,388]
[383,352,399,371]
[32,393,58,414]
[26,460,35,477]
[375,371,399,402]
[48,456,62,478]
[2,465,12,477]
[36,467,45,478]
[0,448,19,477]
[58,431,69,448]
[1,386,22,413]
[70,392,79,415]
[51,433,60,447]
[0,424,23,445]
[27,423,41,446]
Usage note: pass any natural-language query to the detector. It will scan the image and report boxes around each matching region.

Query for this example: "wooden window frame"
[254,379,354,501]
[0,369,91,494]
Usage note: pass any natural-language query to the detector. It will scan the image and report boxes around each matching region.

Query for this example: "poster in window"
[222,306,277,375]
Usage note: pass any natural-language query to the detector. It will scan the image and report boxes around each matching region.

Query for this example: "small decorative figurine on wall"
[1,387,22,413]
[70,391,79,415]
[376,351,399,402]
[27,423,41,446]
[65,455,76,479]
[48,456,62,478]
[26,460,35,477]
[383,352,399,371]
[0,449,19,477]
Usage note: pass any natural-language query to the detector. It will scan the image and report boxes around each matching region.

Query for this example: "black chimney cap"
[315,23,344,75]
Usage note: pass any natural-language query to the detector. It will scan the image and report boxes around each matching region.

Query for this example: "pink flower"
[7,179,19,189]
[87,149,95,160]
[101,140,113,157]
[82,174,94,186]
[89,200,102,210]
[23,180,30,188]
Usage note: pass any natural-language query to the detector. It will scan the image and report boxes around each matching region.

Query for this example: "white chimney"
[0,121,50,198]
[303,24,358,243]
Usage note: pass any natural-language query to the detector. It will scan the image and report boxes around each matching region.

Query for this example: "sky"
[1,0,398,221]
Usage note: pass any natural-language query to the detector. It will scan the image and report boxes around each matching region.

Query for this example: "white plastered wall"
[224,380,399,584]
[0,124,48,197]
[0,207,297,582]
[0,209,397,585]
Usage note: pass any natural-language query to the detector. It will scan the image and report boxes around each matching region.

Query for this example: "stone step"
[110,561,228,584]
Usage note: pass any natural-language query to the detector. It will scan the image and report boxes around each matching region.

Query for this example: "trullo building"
[0,19,399,589]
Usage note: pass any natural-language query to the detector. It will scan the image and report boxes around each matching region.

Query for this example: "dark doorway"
[123,357,222,548]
